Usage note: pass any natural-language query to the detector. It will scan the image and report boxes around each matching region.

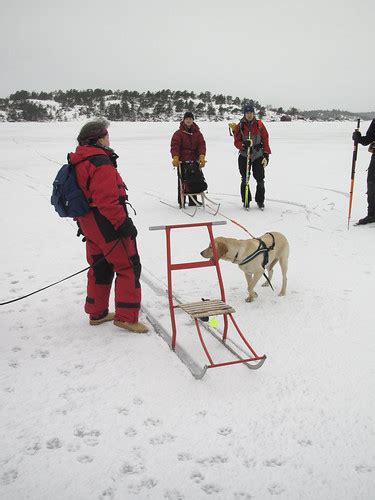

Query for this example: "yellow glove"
[228,122,237,132]
[172,156,179,168]
[198,154,206,168]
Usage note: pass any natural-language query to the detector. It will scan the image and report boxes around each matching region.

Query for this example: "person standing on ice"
[233,104,271,209]
[352,119,375,225]
[69,119,148,333]
[170,111,206,207]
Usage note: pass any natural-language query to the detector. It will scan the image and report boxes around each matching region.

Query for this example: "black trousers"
[238,155,265,204]
[367,153,375,216]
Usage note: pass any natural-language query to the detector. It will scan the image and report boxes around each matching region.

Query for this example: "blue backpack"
[51,162,90,218]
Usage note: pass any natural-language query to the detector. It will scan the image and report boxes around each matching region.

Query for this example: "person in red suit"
[69,119,148,333]
[233,104,271,209]
[170,112,206,207]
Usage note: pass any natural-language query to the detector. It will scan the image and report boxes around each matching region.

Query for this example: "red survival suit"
[170,121,206,161]
[69,144,141,323]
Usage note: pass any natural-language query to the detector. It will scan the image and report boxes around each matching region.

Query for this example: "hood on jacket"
[69,144,115,165]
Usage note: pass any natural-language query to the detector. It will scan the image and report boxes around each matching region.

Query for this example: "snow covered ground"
[0,120,374,499]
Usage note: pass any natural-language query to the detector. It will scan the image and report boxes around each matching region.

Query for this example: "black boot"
[357,215,375,225]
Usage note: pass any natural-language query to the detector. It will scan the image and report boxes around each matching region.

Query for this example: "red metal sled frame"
[151,221,266,374]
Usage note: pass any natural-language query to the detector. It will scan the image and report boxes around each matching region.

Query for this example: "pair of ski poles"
[228,124,253,209]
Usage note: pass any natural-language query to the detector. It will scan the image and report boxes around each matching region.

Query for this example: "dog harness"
[236,232,275,269]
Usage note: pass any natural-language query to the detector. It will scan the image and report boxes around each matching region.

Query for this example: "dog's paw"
[278,291,286,297]
[261,281,269,287]
[245,292,257,302]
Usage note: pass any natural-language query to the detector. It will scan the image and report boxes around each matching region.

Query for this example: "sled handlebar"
[149,221,227,231]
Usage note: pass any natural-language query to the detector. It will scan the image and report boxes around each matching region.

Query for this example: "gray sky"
[1,0,373,112]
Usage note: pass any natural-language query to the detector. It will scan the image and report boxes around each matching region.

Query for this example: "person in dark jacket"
[170,112,206,207]
[69,119,148,333]
[233,104,271,209]
[352,119,375,225]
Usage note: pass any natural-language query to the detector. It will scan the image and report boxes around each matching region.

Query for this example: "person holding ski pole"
[170,111,206,207]
[233,104,271,209]
[352,119,375,225]
[68,119,148,333]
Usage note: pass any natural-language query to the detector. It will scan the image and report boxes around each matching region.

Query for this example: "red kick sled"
[149,220,266,378]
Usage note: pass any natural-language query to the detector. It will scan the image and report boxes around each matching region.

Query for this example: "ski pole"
[347,118,361,229]
[244,134,252,209]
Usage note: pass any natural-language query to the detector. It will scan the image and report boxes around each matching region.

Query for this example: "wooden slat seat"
[178,299,235,318]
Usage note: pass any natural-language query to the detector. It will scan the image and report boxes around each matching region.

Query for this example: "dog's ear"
[216,241,228,259]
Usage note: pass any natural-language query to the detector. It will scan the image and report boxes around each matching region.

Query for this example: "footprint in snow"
[268,483,285,495]
[133,397,144,405]
[197,455,228,466]
[201,483,222,495]
[355,464,375,473]
[143,418,162,427]
[67,443,81,452]
[164,489,185,499]
[77,455,94,463]
[121,461,146,475]
[0,469,18,485]
[196,410,207,418]
[74,426,101,438]
[217,427,232,436]
[99,487,115,499]
[298,439,312,447]
[117,407,129,415]
[24,441,42,455]
[124,427,137,437]
[177,452,192,462]
[8,360,19,368]
[149,433,175,445]
[264,457,285,467]
[31,349,49,359]
[233,493,253,499]
[190,471,205,483]
[83,436,100,447]
[243,458,256,468]
[127,478,157,494]
[46,438,63,449]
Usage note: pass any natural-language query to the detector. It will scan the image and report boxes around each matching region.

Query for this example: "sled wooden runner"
[149,221,266,378]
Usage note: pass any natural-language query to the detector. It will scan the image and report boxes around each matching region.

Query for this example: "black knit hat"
[183,111,194,120]
[243,104,255,114]
[77,119,110,145]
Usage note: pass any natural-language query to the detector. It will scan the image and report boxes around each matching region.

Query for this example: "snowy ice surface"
[0,121,374,499]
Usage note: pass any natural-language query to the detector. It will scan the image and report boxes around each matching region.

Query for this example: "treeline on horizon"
[0,88,372,122]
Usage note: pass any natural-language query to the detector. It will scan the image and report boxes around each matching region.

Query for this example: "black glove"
[352,130,362,142]
[262,153,269,167]
[118,218,138,239]
[242,139,252,150]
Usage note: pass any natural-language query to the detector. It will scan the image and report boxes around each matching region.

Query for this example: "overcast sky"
[1,0,373,112]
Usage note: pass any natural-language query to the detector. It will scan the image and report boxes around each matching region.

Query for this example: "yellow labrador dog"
[200,232,289,302]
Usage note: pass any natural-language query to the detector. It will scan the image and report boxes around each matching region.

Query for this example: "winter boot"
[113,320,149,333]
[257,202,265,210]
[357,215,375,225]
[89,310,115,325]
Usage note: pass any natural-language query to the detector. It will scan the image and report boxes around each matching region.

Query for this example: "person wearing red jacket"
[69,119,148,333]
[170,112,206,207]
[233,104,271,209]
